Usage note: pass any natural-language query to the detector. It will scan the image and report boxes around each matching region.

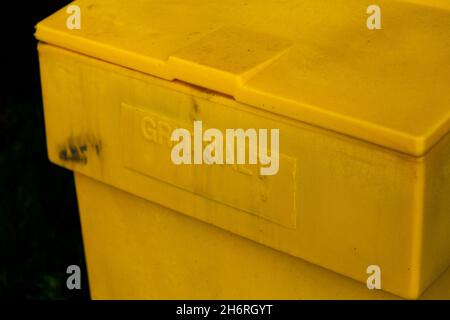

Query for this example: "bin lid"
[35,0,450,156]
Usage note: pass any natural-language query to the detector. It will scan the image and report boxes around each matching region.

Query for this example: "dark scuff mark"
[59,146,87,164]
[190,96,201,122]
[192,97,199,113]
[58,136,102,165]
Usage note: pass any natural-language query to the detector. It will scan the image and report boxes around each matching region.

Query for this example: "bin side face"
[39,43,425,298]
[422,132,450,291]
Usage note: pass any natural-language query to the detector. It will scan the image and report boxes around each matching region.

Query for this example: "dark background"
[0,1,90,299]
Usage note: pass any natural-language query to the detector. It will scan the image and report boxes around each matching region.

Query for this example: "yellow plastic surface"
[37,42,450,299]
[75,172,450,300]
[398,0,450,10]
[35,0,450,156]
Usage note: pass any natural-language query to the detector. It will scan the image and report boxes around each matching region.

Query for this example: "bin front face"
[74,172,450,300]
[38,43,450,299]
[75,172,400,300]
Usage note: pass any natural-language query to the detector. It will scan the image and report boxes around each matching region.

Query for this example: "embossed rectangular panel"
[121,103,297,228]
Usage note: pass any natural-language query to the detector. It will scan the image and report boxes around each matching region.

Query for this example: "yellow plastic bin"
[36,0,450,299]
